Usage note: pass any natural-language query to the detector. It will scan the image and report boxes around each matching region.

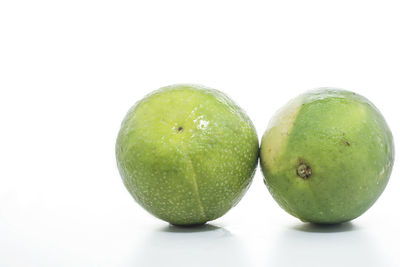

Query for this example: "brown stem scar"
[297,163,312,179]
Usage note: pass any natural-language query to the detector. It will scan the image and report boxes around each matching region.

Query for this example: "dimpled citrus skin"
[260,88,394,224]
[116,84,259,225]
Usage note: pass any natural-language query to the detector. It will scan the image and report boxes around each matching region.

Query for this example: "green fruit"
[116,84,259,225]
[260,88,394,224]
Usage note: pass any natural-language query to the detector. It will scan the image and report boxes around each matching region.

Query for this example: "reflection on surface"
[293,222,357,233]
[133,224,249,267]
[268,223,392,267]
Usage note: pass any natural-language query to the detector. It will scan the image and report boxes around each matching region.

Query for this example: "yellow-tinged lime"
[260,88,394,224]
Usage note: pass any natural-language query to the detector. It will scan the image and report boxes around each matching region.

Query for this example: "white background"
[1,0,399,266]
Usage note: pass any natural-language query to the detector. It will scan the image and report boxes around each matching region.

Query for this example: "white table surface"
[1,167,399,267]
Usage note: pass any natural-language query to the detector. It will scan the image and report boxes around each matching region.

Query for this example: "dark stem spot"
[178,126,183,132]
[341,138,350,146]
[297,163,312,179]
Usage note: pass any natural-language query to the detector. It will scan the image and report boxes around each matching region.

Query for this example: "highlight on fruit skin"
[260,88,394,224]
[116,84,259,226]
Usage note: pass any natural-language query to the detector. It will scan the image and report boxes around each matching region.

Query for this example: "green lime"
[260,88,394,224]
[116,84,259,225]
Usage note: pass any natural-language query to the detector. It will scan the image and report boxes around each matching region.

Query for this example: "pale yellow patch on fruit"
[261,95,304,173]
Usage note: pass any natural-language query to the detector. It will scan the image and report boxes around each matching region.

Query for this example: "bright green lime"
[260,88,394,224]
[116,84,259,225]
